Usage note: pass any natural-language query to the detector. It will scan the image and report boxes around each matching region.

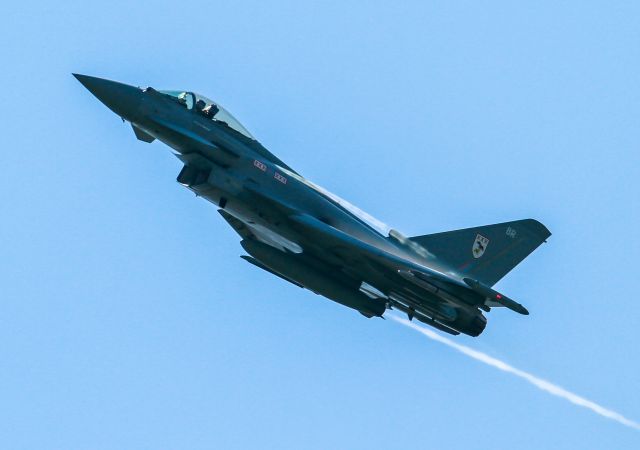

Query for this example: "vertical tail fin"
[409,219,550,287]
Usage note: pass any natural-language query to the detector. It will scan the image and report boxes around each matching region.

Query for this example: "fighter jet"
[75,74,551,337]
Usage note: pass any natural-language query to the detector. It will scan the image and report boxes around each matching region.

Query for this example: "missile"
[463,278,529,315]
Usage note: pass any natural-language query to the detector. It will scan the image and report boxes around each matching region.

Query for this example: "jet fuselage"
[75,74,551,337]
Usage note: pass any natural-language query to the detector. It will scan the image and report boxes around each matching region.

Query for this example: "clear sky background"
[2,1,639,449]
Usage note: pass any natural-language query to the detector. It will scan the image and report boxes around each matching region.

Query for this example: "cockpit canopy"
[159,90,254,140]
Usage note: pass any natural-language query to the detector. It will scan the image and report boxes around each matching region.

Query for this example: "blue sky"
[2,1,639,448]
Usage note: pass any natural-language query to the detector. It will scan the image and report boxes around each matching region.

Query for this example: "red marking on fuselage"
[274,172,287,184]
[253,159,267,172]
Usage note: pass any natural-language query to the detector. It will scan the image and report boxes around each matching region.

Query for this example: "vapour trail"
[388,313,640,431]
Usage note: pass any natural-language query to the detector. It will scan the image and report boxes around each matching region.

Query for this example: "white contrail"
[388,313,640,431]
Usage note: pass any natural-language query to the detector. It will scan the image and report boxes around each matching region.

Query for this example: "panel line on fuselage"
[276,166,392,238]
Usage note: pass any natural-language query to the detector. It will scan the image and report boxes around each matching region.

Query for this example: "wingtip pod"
[508,301,529,315]
[463,278,529,316]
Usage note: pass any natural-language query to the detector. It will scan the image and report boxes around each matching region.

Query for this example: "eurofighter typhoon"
[75,74,550,337]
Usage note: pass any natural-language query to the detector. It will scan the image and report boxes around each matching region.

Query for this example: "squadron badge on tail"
[472,234,489,258]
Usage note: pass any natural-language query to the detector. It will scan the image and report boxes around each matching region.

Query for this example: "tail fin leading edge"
[409,219,550,287]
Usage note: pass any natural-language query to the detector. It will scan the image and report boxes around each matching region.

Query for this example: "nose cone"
[73,74,142,121]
